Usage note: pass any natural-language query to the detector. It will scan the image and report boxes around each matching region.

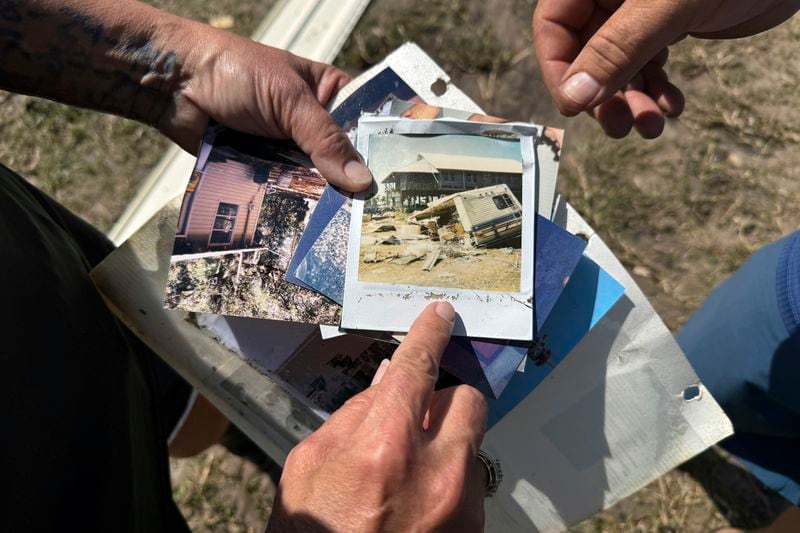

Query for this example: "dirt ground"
[3,0,798,531]
[359,243,522,292]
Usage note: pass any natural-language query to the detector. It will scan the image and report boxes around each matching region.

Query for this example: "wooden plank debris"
[235,253,244,283]
[438,229,456,242]
[391,253,425,265]
[422,249,440,271]
[398,224,421,238]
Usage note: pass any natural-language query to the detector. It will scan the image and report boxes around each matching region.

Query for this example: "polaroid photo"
[284,185,348,292]
[293,200,352,304]
[275,331,397,414]
[289,101,523,304]
[287,42,563,304]
[531,215,586,330]
[164,125,340,324]
[167,57,434,317]
[341,118,539,341]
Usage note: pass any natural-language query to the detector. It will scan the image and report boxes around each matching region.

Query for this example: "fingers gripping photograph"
[2,0,799,532]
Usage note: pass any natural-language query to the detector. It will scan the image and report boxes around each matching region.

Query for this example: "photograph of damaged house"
[359,133,526,292]
[165,127,340,324]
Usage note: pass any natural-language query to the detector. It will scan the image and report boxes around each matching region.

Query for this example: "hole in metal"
[682,385,702,401]
[576,232,590,243]
[431,78,448,96]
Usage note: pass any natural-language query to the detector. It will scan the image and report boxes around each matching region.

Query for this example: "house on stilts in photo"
[380,152,523,212]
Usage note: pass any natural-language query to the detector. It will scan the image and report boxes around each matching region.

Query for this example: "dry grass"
[170,445,276,532]
[4,0,798,531]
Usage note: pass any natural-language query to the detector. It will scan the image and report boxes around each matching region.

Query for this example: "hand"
[532,0,800,138]
[0,1,370,192]
[268,302,489,532]
[161,25,371,191]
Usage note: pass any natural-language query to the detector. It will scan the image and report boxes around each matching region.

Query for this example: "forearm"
[0,0,211,127]
[0,1,368,187]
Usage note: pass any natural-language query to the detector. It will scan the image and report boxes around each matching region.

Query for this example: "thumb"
[285,87,373,192]
[557,0,691,115]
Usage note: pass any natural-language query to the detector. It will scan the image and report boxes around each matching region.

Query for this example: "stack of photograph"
[163,58,624,425]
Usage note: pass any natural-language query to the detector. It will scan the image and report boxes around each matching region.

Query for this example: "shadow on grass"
[680,448,789,529]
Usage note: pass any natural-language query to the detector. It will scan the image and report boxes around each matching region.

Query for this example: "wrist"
[121,6,209,128]
[142,10,239,142]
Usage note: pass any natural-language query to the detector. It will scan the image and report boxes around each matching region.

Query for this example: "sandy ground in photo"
[358,242,521,292]
[5,0,798,530]
[357,214,522,292]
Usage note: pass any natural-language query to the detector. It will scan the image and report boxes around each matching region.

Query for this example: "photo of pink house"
[172,131,326,256]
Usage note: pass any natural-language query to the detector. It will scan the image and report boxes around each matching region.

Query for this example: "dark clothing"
[0,164,190,532]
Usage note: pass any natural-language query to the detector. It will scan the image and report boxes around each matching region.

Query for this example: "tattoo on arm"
[0,0,189,127]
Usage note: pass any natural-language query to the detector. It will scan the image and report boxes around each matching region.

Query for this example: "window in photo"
[209,202,239,246]
[492,193,515,210]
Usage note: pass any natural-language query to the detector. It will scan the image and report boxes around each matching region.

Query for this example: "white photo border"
[342,117,539,341]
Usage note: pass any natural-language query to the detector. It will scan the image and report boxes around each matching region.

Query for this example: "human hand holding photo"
[0,0,371,192]
[162,27,372,192]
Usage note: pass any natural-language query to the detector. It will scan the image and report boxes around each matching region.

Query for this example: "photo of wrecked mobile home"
[358,134,528,293]
[410,183,523,247]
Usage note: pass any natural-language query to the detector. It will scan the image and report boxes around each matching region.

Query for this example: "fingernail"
[560,72,601,107]
[344,160,373,188]
[435,301,455,322]
[371,359,390,386]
